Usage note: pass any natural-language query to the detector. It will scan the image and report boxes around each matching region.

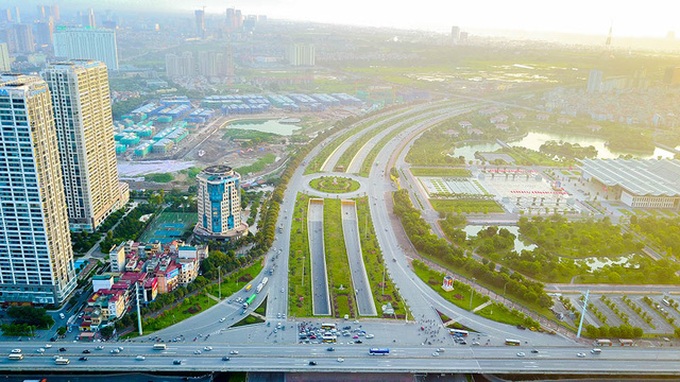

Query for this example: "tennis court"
[139,211,198,244]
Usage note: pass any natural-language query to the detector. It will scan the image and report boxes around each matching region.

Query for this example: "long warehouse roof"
[581,158,680,197]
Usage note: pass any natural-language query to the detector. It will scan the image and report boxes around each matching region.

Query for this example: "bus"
[619,339,634,347]
[450,329,469,337]
[152,343,167,350]
[322,334,337,343]
[7,354,23,360]
[594,339,612,347]
[369,348,390,355]
[242,293,257,309]
[504,339,521,346]
[55,357,70,365]
[321,323,336,331]
[245,284,253,292]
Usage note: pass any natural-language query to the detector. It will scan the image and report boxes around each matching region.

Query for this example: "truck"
[8,354,24,361]
[242,293,257,309]
[256,283,264,294]
[261,277,269,286]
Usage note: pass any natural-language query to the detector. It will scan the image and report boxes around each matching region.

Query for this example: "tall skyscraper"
[35,17,55,48]
[165,52,195,78]
[0,73,77,305]
[287,43,315,66]
[0,43,10,71]
[42,60,128,232]
[194,165,246,239]
[13,24,35,53]
[53,27,119,70]
[451,26,461,45]
[195,9,205,39]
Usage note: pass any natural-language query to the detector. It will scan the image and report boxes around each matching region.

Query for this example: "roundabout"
[301,173,368,199]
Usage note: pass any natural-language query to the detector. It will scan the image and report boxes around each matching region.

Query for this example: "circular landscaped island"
[309,176,361,194]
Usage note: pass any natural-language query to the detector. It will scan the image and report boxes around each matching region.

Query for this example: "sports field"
[139,211,197,244]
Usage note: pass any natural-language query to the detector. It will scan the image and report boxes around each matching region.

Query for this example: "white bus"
[7,353,23,361]
[55,357,70,365]
[450,329,469,337]
[594,339,612,347]
[152,343,167,350]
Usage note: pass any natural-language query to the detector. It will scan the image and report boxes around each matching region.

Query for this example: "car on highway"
[337,358,344,363]
[365,334,374,339]
[110,349,120,354]
[36,348,45,353]
[136,355,146,361]
[95,345,104,350]
[10,349,21,354]
[222,356,231,361]
[517,352,526,357]
[203,346,213,351]
[531,349,539,354]
[82,349,91,354]
[193,350,202,355]
[219,317,226,323]
[326,347,335,351]
[78,356,88,361]
[577,352,586,358]
[436,348,445,353]
[354,340,363,344]
[229,350,239,355]
[173,359,184,365]
[431,352,439,357]
[59,347,67,352]
[44,344,52,349]
[308,361,317,366]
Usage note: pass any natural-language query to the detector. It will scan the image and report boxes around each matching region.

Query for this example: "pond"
[451,131,675,161]
[577,255,634,272]
[227,119,301,136]
[463,225,537,252]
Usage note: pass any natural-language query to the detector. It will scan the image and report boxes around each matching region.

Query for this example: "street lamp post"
[503,281,510,298]
[218,266,221,301]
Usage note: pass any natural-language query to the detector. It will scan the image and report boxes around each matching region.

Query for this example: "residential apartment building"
[53,28,119,70]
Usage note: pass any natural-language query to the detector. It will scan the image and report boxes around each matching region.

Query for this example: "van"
[591,348,602,354]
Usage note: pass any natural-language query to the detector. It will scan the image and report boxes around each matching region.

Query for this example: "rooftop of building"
[581,158,680,197]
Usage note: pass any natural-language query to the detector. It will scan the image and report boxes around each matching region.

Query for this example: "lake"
[227,119,301,136]
[451,131,675,161]
[463,225,537,252]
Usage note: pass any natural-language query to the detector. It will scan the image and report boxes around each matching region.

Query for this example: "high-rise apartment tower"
[42,60,128,232]
[0,74,77,305]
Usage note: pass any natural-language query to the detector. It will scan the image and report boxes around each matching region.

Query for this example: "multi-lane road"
[2,343,680,375]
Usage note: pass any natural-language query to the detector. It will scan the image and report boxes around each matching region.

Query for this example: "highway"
[341,200,376,316]
[1,343,680,375]
[308,199,331,315]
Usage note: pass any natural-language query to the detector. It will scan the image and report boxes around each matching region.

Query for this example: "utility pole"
[135,282,143,336]
[382,265,386,297]
[218,266,222,301]
[576,290,590,339]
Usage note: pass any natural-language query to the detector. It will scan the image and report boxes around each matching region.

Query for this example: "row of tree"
[393,189,552,308]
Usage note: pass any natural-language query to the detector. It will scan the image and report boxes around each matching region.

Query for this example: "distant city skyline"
[3,1,678,39]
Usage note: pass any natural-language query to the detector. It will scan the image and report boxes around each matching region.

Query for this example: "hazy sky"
[9,0,678,38]
[182,0,677,37]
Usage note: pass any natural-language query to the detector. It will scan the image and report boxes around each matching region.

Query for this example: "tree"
[100,325,115,339]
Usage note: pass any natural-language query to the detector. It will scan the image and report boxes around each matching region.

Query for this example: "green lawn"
[410,167,472,177]
[355,196,408,318]
[430,199,504,214]
[309,176,361,194]
[288,193,313,317]
[142,293,217,333]
[324,199,355,318]
[208,261,264,298]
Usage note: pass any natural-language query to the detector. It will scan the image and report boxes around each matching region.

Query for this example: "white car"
[44,344,52,349]
[229,350,239,355]
[136,355,146,361]
[36,348,45,353]
[337,357,344,363]
[110,349,120,354]
[219,317,226,323]
[95,345,104,350]
[10,349,21,354]
[203,346,213,351]
[432,351,439,357]
[517,352,526,357]
[577,352,586,358]
[194,350,202,355]
[365,334,374,339]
